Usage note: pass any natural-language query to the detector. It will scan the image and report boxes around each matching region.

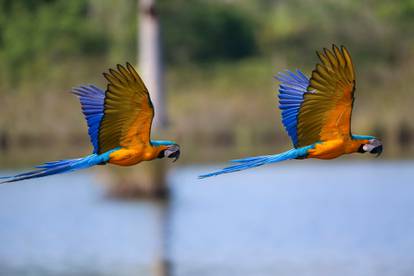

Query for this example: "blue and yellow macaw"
[1,63,180,184]
[200,45,382,178]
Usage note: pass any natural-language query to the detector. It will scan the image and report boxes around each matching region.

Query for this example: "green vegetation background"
[0,0,413,167]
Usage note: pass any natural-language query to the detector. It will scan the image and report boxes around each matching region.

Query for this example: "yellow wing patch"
[296,45,355,147]
[98,63,154,154]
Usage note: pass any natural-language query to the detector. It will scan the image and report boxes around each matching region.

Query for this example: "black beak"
[371,145,383,157]
[169,150,180,162]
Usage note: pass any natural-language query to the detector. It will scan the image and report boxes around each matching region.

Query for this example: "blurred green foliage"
[1,0,414,85]
[159,0,257,63]
[0,0,105,86]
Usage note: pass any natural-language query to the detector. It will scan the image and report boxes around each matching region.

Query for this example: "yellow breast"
[108,148,143,166]
[307,139,346,159]
[108,145,164,166]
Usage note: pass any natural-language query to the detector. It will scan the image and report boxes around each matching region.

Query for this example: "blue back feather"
[276,70,309,148]
[352,135,375,140]
[72,85,105,153]
[151,140,176,146]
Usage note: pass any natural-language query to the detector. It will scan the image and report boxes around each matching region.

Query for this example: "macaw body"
[200,45,382,178]
[1,63,180,184]
[307,138,365,160]
[108,140,178,166]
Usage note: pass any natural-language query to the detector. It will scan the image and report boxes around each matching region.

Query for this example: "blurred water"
[0,161,413,276]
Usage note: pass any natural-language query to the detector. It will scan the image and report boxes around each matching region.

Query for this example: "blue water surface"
[0,161,413,276]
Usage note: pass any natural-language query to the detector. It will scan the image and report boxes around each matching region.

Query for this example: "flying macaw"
[200,45,382,178]
[1,63,180,184]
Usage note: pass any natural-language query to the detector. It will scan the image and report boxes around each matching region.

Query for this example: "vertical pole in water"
[138,1,170,276]
[138,0,168,197]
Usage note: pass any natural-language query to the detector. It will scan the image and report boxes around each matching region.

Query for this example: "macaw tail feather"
[198,146,314,179]
[0,151,114,184]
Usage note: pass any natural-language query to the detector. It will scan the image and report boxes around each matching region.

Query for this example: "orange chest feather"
[307,140,345,159]
[307,138,362,160]
[108,146,162,166]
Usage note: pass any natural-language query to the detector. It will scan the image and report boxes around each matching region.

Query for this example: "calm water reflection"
[0,161,413,275]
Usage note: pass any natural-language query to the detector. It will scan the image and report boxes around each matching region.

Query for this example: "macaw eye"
[157,150,165,158]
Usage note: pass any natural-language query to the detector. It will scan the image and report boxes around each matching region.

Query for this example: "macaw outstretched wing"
[277,45,355,148]
[98,63,154,154]
[297,45,355,147]
[72,63,153,154]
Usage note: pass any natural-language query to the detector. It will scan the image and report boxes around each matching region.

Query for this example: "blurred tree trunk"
[139,0,166,128]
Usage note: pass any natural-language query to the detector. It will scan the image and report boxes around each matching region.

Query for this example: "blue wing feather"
[276,70,310,148]
[72,85,105,154]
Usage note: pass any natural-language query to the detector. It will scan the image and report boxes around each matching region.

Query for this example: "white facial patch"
[363,139,381,152]
[165,148,174,157]
[363,144,375,152]
[165,145,179,157]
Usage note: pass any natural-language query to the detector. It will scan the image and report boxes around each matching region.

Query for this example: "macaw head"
[153,140,181,162]
[358,138,383,157]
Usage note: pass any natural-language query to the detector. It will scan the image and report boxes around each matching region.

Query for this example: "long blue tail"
[0,151,114,184]
[198,146,313,179]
